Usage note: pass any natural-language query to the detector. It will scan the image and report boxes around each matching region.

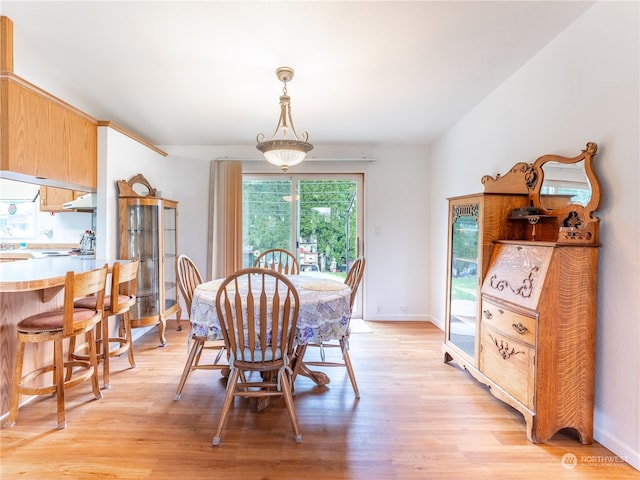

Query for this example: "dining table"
[189,273,352,387]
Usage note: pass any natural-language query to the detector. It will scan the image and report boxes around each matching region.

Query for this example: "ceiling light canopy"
[256,67,313,172]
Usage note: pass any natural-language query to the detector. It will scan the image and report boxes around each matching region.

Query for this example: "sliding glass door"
[243,174,364,316]
[242,178,294,261]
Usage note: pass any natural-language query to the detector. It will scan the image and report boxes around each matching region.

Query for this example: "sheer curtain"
[208,160,243,280]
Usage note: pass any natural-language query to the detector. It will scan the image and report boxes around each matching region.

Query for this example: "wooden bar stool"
[3,265,108,429]
[71,260,138,389]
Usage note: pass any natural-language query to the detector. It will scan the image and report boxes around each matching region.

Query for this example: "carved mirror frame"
[116,173,157,197]
[531,142,601,244]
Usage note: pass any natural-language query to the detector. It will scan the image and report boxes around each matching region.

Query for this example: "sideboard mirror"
[531,142,601,244]
[538,159,591,210]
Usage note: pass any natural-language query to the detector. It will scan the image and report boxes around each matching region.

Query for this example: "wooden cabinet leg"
[158,319,167,347]
[175,308,182,332]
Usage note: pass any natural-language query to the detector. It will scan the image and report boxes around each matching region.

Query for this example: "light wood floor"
[1,320,636,479]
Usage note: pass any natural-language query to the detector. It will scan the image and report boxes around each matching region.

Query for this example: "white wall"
[96,126,170,260]
[160,146,211,281]
[364,144,430,320]
[428,1,639,469]
[34,210,92,245]
[161,143,431,321]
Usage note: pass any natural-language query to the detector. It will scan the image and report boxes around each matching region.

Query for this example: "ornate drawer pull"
[512,322,529,335]
[489,334,524,360]
[483,309,493,319]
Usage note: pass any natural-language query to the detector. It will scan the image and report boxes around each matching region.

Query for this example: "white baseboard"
[593,426,640,471]
[363,314,430,322]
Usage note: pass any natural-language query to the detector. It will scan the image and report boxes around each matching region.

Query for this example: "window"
[0,200,37,240]
[243,174,364,316]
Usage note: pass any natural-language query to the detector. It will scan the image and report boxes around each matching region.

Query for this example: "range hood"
[63,193,97,210]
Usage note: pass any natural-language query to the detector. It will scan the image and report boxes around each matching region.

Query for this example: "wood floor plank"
[1,320,636,479]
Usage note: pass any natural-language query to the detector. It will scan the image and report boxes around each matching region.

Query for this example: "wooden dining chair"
[344,257,366,312]
[174,254,226,400]
[4,265,108,429]
[71,260,139,389]
[294,257,365,398]
[253,248,300,275]
[212,267,302,445]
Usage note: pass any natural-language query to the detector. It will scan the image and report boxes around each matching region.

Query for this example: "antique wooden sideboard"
[443,142,601,444]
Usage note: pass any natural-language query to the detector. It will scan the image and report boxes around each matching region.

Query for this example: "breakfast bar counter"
[0,257,127,418]
[0,256,105,292]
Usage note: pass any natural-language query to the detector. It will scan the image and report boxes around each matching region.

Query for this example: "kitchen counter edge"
[0,257,132,292]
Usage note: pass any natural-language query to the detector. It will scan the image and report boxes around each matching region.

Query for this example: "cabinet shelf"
[508,214,557,241]
[508,214,556,221]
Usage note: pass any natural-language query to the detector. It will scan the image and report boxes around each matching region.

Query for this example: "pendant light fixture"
[256,67,313,172]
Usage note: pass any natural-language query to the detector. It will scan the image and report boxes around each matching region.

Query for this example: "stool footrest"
[106,336,130,357]
[17,360,97,395]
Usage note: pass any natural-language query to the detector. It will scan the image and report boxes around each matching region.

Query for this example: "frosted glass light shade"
[257,139,313,172]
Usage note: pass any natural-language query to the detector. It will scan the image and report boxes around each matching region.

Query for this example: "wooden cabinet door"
[1,75,97,189]
[40,186,73,212]
[39,186,87,212]
[1,78,51,178]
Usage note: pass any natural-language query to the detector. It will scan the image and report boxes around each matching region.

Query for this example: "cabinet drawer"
[481,300,536,346]
[480,325,535,409]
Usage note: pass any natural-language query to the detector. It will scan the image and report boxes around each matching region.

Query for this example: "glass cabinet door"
[126,202,160,320]
[446,201,480,359]
[163,203,178,313]
[119,194,181,346]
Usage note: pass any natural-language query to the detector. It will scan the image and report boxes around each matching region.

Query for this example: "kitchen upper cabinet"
[39,186,87,212]
[0,73,98,189]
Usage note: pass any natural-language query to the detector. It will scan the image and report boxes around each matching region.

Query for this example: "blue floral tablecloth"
[190,274,351,344]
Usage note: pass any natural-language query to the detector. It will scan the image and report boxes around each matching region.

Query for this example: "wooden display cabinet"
[117,175,181,346]
[443,143,601,444]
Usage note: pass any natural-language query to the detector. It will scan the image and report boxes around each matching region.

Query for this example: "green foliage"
[243,179,292,254]
[450,277,477,301]
[449,214,479,301]
[243,179,357,270]
[452,215,478,261]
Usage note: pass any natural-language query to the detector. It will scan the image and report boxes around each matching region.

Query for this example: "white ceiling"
[2,1,594,148]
